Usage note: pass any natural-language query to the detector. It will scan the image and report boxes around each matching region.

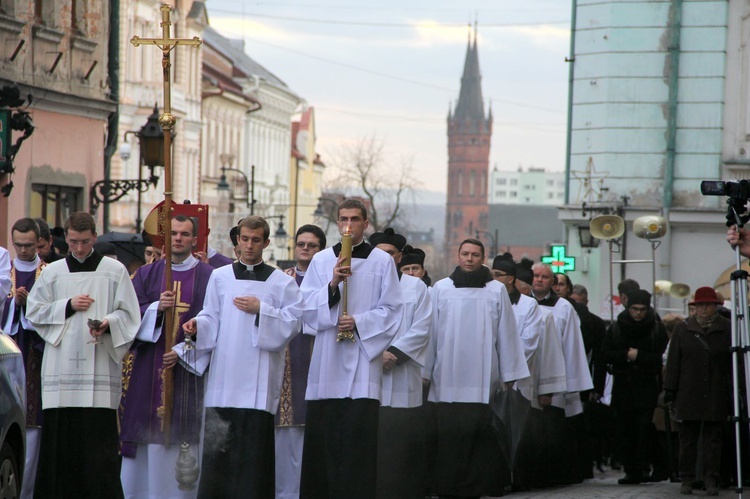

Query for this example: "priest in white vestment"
[184,216,304,498]
[531,262,594,484]
[425,239,529,498]
[370,230,432,499]
[26,212,140,498]
[299,199,403,499]
[492,253,568,489]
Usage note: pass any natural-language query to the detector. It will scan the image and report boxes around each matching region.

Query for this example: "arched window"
[457,170,463,197]
[469,171,476,197]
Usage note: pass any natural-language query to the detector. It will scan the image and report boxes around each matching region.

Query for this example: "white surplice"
[300,246,403,401]
[2,255,42,335]
[512,294,567,409]
[381,274,432,408]
[426,278,529,404]
[537,297,593,416]
[195,264,303,413]
[0,246,10,321]
[26,256,140,409]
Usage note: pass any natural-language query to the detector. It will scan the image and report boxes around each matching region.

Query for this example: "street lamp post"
[90,105,165,231]
[475,228,499,258]
[217,161,256,214]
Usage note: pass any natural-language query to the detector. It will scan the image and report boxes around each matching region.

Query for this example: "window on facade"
[510,191,518,198]
[498,191,506,197]
[498,178,507,185]
[0,0,14,16]
[34,0,54,25]
[546,179,554,186]
[30,184,82,226]
[457,171,463,196]
[72,0,85,34]
[510,179,518,186]
[469,171,476,197]
[547,193,553,199]
[557,192,564,198]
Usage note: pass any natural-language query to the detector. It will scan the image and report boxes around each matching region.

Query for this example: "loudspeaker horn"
[654,280,673,295]
[589,215,625,240]
[670,283,691,299]
[633,215,667,239]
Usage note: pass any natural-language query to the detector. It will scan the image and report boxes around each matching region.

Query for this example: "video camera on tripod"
[701,179,750,495]
[701,180,750,228]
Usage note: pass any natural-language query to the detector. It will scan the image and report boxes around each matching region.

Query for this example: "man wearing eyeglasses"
[276,224,326,499]
[2,218,46,497]
[600,289,667,486]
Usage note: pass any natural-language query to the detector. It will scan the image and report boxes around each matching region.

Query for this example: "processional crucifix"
[131,3,201,446]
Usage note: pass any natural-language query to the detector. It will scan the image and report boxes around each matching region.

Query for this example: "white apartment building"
[489,166,565,205]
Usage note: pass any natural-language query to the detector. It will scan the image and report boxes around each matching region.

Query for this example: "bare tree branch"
[325,134,419,233]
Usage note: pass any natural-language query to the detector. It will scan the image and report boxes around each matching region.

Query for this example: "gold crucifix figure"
[130,3,201,446]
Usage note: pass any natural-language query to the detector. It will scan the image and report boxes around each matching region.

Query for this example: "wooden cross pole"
[131,3,201,447]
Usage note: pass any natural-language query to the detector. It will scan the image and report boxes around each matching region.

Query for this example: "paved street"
[484,467,736,498]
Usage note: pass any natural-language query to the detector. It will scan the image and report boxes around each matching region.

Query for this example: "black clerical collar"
[332,241,373,259]
[508,286,521,305]
[449,265,493,288]
[231,260,274,281]
[66,251,104,273]
[536,290,559,307]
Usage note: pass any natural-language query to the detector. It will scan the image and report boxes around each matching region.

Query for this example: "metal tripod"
[728,204,750,497]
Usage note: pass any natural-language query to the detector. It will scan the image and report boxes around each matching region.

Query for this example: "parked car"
[0,332,25,497]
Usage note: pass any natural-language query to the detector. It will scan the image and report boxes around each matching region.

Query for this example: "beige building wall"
[110,0,206,232]
[0,0,114,245]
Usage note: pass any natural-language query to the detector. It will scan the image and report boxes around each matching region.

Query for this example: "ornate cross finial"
[130,4,201,132]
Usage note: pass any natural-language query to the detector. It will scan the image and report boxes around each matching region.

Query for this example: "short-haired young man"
[299,199,403,499]
[2,217,46,497]
[184,215,304,497]
[26,211,141,498]
[425,239,528,497]
[275,223,325,498]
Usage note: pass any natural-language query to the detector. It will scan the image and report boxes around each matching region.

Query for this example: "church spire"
[453,26,485,122]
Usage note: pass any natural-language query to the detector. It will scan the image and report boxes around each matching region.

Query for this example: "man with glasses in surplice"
[276,224,327,499]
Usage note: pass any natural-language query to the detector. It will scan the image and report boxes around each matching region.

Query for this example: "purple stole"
[2,264,45,426]
[208,252,233,269]
[275,270,314,427]
[120,259,213,455]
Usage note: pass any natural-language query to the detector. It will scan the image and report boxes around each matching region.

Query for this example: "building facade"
[561,0,733,316]
[288,106,325,258]
[0,0,115,245]
[109,0,206,233]
[489,166,565,205]
[444,32,492,257]
[198,25,302,263]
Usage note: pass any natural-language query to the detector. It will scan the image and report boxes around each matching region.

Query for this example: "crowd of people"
[0,202,742,498]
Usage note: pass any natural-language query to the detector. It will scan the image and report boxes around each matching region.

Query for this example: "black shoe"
[618,474,643,485]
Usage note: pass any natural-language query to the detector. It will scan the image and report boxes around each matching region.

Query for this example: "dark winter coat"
[600,309,668,410]
[663,315,731,422]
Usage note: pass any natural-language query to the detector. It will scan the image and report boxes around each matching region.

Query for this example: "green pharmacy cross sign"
[541,245,575,274]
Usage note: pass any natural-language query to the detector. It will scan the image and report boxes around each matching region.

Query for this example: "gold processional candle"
[337,223,354,342]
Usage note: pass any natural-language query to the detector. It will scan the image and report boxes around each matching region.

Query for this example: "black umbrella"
[95,232,146,269]
[490,387,531,469]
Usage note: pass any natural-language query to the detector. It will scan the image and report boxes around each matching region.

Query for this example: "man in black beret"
[398,245,431,287]
[369,228,432,499]
[600,289,668,486]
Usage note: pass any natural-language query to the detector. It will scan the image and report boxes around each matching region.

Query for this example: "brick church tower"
[445,31,493,258]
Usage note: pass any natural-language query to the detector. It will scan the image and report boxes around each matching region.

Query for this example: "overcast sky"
[207,0,572,194]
